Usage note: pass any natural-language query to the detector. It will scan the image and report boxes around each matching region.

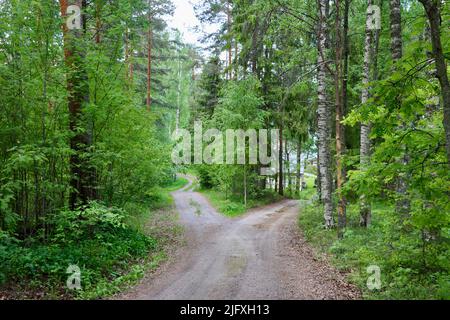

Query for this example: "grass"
[200,188,283,217]
[298,195,450,300]
[283,175,317,201]
[162,177,189,192]
[199,189,247,217]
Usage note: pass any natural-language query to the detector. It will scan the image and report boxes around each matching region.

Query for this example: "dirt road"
[118,176,360,300]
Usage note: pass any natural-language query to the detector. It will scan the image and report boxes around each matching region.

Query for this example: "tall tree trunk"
[95,0,101,44]
[125,27,130,78]
[244,165,247,206]
[360,0,374,227]
[297,137,302,194]
[419,0,450,166]
[147,2,152,111]
[316,140,321,199]
[342,0,350,116]
[125,26,133,84]
[234,38,238,80]
[176,51,181,133]
[317,0,333,228]
[286,141,292,194]
[301,151,308,192]
[335,0,347,235]
[278,126,284,196]
[390,0,402,61]
[59,0,95,209]
[390,0,410,218]
[275,174,278,193]
[227,0,232,80]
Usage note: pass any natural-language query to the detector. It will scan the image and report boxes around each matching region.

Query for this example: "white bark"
[317,0,333,228]
[360,0,373,227]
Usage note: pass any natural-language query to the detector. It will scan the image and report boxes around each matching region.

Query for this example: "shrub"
[0,202,157,298]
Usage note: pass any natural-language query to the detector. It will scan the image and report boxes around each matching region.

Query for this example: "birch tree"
[317,0,334,228]
[359,0,374,227]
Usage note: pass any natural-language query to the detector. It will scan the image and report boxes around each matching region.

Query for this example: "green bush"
[298,202,450,300]
[0,202,157,297]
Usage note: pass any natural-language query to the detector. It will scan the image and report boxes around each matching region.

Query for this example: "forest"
[0,0,449,300]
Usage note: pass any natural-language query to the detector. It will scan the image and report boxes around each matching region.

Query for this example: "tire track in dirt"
[116,176,360,300]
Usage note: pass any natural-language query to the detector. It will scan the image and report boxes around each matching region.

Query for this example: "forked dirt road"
[118,176,360,300]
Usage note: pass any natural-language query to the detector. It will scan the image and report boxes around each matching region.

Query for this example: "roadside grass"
[162,177,189,192]
[298,195,450,300]
[283,175,317,201]
[0,184,183,300]
[199,189,246,217]
[200,188,283,217]
[80,200,183,300]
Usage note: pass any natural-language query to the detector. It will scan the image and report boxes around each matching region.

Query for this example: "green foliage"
[0,202,158,298]
[200,189,247,217]
[299,202,450,299]
[1,0,449,301]
[201,187,282,217]
[162,177,189,192]
[0,0,194,299]
[192,77,270,204]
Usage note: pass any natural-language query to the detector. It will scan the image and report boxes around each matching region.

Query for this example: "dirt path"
[117,176,360,300]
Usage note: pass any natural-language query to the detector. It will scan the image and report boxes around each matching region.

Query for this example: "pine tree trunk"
[59,0,96,209]
[317,0,333,228]
[227,0,232,80]
[95,0,101,44]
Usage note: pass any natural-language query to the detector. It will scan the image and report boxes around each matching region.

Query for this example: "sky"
[166,0,219,48]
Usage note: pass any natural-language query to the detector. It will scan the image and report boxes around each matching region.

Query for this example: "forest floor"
[115,176,360,300]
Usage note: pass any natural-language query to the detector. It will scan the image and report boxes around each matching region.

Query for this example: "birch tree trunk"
[176,52,181,133]
[301,151,308,192]
[360,0,374,227]
[316,141,321,200]
[317,0,333,228]
[297,137,302,195]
